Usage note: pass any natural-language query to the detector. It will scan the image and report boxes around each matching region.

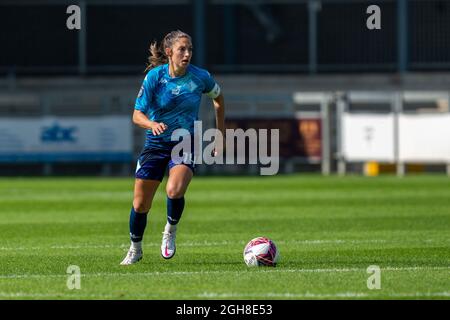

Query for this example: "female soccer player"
[120,30,225,265]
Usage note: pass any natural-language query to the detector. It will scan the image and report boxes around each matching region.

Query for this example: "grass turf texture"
[0,175,449,300]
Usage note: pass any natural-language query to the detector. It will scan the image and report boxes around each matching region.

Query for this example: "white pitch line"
[0,266,448,280]
[0,292,116,299]
[198,291,450,298]
[0,291,448,299]
[1,238,447,251]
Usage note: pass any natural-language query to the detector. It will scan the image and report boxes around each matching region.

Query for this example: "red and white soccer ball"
[243,237,279,267]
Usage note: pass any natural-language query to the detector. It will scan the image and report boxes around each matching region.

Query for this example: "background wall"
[1,0,449,176]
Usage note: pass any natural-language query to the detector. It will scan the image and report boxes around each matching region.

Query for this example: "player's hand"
[212,138,226,157]
[150,122,168,136]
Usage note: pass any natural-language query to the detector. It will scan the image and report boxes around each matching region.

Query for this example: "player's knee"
[133,200,151,213]
[166,185,184,199]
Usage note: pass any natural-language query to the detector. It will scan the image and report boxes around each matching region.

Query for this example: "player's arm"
[211,92,225,156]
[132,109,167,136]
[204,72,225,154]
[133,72,167,136]
[212,92,225,140]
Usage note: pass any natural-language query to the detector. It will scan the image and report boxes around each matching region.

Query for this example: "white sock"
[131,241,142,251]
[164,222,177,233]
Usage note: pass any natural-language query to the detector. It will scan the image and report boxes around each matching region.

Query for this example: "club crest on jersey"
[171,85,182,95]
[187,80,198,92]
[159,78,168,85]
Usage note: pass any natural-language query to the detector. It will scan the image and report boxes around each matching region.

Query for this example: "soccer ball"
[243,236,279,267]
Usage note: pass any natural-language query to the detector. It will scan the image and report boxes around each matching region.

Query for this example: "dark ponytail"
[144,30,192,72]
[144,40,168,72]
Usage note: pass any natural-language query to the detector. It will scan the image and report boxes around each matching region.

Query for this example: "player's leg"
[160,164,193,259]
[130,178,160,243]
[120,179,160,265]
[121,147,168,265]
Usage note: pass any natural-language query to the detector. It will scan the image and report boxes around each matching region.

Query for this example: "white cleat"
[161,231,176,259]
[120,248,143,265]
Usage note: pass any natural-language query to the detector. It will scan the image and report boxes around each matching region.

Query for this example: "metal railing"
[1,0,450,76]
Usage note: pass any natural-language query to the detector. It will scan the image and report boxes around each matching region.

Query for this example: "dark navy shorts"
[135,144,196,181]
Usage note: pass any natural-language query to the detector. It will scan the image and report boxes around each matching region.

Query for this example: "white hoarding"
[0,116,132,162]
[342,113,395,162]
[399,114,450,162]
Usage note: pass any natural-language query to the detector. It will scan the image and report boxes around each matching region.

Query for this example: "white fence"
[336,91,450,176]
[1,87,449,176]
[0,116,132,162]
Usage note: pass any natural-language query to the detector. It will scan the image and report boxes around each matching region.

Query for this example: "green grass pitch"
[0,174,449,300]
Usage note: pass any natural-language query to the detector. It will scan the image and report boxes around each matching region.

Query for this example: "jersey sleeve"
[202,71,221,99]
[134,71,157,114]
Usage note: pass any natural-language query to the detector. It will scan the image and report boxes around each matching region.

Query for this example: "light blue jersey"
[134,64,220,149]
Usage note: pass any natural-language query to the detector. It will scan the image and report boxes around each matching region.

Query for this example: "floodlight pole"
[193,0,206,67]
[397,0,408,73]
[308,0,320,74]
[224,4,236,65]
[78,0,87,75]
